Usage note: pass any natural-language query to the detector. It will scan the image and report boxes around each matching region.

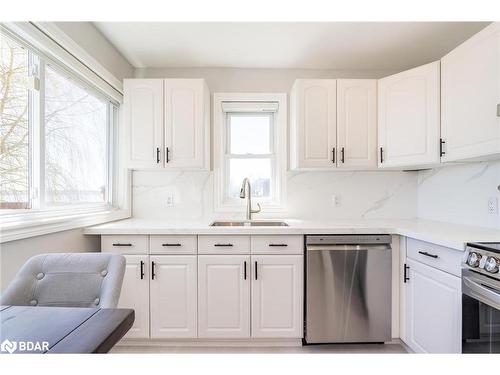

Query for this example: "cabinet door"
[198,255,250,338]
[251,255,304,338]
[441,23,500,162]
[118,255,150,339]
[150,256,197,338]
[337,79,377,169]
[290,79,337,169]
[164,79,209,169]
[123,79,163,169]
[405,259,461,353]
[378,62,440,169]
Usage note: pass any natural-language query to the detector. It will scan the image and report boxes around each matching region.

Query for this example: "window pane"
[0,35,30,209]
[228,158,271,199]
[44,65,108,206]
[229,114,271,154]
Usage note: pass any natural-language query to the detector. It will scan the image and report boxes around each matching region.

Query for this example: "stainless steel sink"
[210,220,289,227]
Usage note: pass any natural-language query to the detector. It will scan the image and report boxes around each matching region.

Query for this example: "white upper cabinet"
[124,79,164,169]
[150,255,197,338]
[164,79,210,169]
[337,79,378,169]
[378,61,441,169]
[124,78,210,170]
[290,79,337,169]
[441,23,500,162]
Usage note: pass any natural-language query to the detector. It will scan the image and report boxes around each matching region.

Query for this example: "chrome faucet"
[239,178,261,221]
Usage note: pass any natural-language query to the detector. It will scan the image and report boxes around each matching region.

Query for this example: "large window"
[214,94,287,212]
[0,32,116,213]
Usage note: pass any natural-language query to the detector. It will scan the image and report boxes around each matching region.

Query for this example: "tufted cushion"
[1,253,125,308]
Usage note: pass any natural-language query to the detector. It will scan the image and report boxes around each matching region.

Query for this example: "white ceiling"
[94,22,489,70]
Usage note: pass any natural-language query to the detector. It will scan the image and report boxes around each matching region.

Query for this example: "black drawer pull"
[243,261,247,280]
[418,251,439,259]
[331,147,336,163]
[151,261,156,280]
[255,261,258,280]
[112,243,132,247]
[380,147,384,163]
[140,261,145,280]
[214,243,233,247]
[269,244,288,247]
[404,264,410,283]
[162,243,181,247]
[341,147,345,163]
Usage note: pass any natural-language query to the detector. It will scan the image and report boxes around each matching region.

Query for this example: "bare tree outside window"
[44,65,107,206]
[0,34,30,209]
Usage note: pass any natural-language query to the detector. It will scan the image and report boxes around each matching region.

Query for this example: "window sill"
[0,208,131,243]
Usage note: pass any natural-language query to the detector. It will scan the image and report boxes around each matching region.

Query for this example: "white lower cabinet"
[119,255,150,339]
[251,255,304,338]
[150,255,197,338]
[197,255,251,338]
[405,258,461,353]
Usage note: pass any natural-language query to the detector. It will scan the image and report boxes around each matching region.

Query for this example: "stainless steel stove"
[462,242,500,353]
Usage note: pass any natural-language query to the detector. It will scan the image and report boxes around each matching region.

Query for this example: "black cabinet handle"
[440,138,446,157]
[151,261,156,280]
[404,264,410,283]
[140,261,145,280]
[418,251,439,259]
[214,243,233,247]
[254,261,258,280]
[341,147,345,163]
[380,147,384,163]
[156,147,160,163]
[332,147,335,163]
[162,243,181,247]
[243,261,247,280]
[166,147,170,163]
[112,243,132,247]
[269,244,288,247]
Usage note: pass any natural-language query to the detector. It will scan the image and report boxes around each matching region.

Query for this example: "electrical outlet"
[332,195,341,207]
[166,194,174,207]
[487,197,498,215]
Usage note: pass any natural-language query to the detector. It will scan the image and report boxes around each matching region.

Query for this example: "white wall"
[417,160,500,229]
[55,22,134,81]
[0,229,100,291]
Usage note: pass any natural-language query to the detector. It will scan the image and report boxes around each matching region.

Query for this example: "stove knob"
[484,257,500,273]
[467,252,482,268]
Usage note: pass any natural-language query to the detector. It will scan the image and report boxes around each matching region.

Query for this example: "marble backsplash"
[132,170,418,221]
[417,160,500,229]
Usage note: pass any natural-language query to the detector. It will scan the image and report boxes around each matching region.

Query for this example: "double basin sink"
[210,220,289,227]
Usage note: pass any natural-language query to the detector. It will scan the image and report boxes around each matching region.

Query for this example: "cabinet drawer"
[251,235,304,254]
[150,235,197,254]
[198,235,250,254]
[101,235,149,254]
[407,238,463,277]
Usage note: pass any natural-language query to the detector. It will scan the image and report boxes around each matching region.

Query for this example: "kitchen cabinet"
[197,255,251,338]
[251,255,303,338]
[378,61,441,169]
[123,79,164,169]
[404,257,461,353]
[123,78,210,170]
[118,255,150,339]
[337,79,378,169]
[150,255,197,338]
[441,22,500,162]
[290,79,337,169]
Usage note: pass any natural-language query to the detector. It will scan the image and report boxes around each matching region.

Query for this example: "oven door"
[462,269,500,353]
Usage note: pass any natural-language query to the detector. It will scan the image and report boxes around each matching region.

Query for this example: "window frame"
[213,93,287,213]
[0,28,117,217]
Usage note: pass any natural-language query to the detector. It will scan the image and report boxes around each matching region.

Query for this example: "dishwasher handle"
[306,244,391,251]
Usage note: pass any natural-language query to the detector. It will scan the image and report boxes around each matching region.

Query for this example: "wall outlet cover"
[166,194,174,207]
[487,197,498,215]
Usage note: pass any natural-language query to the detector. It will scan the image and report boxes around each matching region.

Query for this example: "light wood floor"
[111,342,408,354]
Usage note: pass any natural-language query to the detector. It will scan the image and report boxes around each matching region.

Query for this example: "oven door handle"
[463,275,500,310]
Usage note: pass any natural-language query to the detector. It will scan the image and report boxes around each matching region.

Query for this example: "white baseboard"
[116,338,303,348]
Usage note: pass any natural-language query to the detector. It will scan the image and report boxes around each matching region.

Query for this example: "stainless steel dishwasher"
[305,234,392,344]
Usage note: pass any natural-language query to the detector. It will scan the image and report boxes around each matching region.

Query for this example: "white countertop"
[83,218,500,251]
